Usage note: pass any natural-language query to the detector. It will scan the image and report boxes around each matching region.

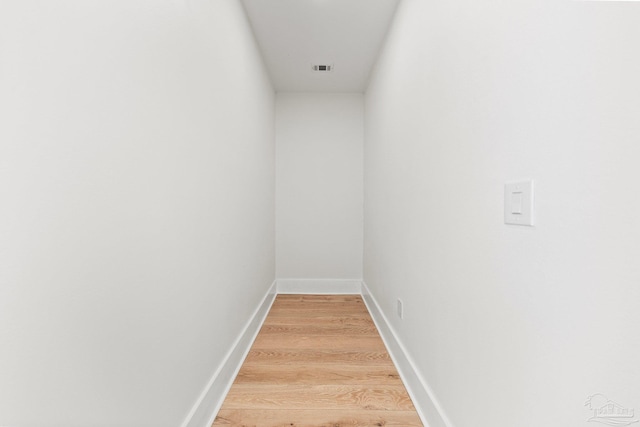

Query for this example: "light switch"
[511,192,523,214]
[505,181,534,226]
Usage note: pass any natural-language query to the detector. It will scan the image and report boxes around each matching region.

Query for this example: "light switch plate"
[505,181,534,226]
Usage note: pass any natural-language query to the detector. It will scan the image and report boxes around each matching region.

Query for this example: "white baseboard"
[180,280,277,427]
[361,281,454,427]
[276,278,362,294]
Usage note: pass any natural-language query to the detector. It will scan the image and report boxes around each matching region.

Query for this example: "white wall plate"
[504,181,534,226]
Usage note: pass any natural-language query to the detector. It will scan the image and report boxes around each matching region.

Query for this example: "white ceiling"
[240,0,400,93]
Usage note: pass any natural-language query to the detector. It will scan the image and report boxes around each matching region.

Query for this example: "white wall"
[365,1,640,426]
[276,93,363,280]
[0,1,274,426]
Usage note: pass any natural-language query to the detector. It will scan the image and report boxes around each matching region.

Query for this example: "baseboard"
[276,278,362,294]
[361,281,454,427]
[180,280,277,427]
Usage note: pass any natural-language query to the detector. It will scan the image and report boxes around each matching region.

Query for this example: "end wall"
[276,93,363,282]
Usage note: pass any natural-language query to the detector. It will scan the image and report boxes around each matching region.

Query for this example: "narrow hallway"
[3,2,640,427]
[213,295,422,426]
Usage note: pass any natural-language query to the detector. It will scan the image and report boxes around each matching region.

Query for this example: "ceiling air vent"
[312,64,333,72]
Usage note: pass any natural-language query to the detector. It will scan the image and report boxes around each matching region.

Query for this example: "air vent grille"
[312,64,333,72]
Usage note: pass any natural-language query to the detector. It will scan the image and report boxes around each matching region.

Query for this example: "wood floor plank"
[270,301,368,311]
[212,295,422,426]
[235,364,402,385]
[257,324,379,336]
[251,334,387,351]
[262,315,374,327]
[243,349,394,366]
[220,384,417,411]
[274,295,363,303]
[214,409,423,426]
[272,297,366,304]
[266,309,371,318]
[264,309,371,318]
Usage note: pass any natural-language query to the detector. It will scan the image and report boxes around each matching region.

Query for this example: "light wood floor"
[213,294,423,426]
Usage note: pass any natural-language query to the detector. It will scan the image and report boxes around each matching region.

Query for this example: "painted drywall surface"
[0,1,274,426]
[364,1,640,426]
[276,93,363,279]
